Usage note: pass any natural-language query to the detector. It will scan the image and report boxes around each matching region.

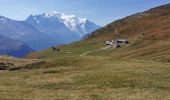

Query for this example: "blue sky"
[0,0,169,26]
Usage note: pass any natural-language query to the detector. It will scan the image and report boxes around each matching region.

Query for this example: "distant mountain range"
[26,11,100,38]
[0,11,100,57]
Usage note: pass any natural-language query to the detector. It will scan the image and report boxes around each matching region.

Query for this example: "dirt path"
[80,46,111,56]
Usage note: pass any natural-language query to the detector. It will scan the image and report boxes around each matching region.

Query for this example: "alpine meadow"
[0,1,170,100]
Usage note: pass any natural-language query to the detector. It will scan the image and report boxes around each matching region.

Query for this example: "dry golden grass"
[0,56,170,99]
[1,3,170,100]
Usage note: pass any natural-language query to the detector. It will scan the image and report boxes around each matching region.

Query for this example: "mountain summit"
[26,11,100,38]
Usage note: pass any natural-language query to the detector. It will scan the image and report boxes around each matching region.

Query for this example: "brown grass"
[0,56,170,99]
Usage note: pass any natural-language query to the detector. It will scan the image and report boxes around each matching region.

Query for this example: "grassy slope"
[1,3,170,100]
[27,40,104,59]
[27,4,170,62]
[0,56,42,70]
[0,56,170,99]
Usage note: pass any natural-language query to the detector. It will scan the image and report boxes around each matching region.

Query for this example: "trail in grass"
[80,46,111,56]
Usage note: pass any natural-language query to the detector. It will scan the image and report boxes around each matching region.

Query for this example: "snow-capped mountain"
[0,15,64,51]
[0,12,100,52]
[26,11,101,37]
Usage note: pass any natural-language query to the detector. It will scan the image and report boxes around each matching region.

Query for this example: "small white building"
[105,41,113,46]
[105,39,129,48]
[115,39,129,44]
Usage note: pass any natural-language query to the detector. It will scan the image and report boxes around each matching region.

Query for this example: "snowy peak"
[43,11,79,20]
[60,14,87,32]
[43,11,64,18]
[33,11,88,28]
[0,16,10,23]
[26,11,100,36]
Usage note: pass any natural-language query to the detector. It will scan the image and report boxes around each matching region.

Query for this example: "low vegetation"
[1,3,170,100]
[0,56,170,99]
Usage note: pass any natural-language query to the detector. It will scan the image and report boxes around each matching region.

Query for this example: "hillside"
[1,56,170,99]
[0,35,33,57]
[87,3,170,40]
[27,3,170,62]
[1,3,170,100]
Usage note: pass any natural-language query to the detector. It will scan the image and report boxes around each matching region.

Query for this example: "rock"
[0,62,10,70]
